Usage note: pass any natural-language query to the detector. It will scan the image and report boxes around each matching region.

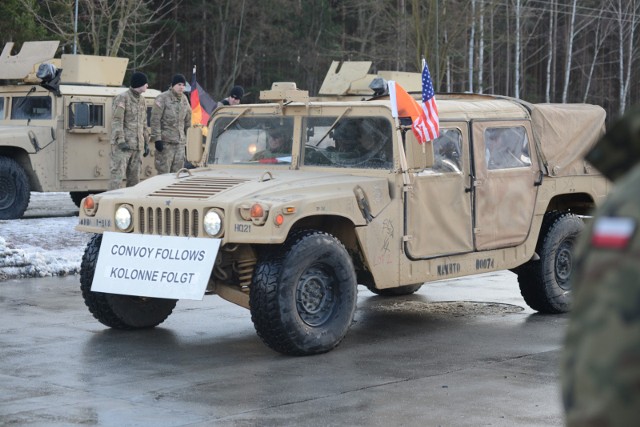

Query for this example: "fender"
[0,125,55,153]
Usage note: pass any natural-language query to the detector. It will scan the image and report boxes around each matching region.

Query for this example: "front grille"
[138,207,200,237]
[149,177,250,198]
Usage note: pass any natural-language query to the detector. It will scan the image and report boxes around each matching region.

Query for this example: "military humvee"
[0,41,159,220]
[76,61,609,356]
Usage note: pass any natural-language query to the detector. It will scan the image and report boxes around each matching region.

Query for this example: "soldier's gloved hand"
[155,141,164,152]
[117,141,130,151]
[143,142,150,157]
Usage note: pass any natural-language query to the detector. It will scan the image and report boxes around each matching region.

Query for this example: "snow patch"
[0,193,90,281]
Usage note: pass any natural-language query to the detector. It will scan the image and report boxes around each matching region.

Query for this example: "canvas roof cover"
[529,103,606,176]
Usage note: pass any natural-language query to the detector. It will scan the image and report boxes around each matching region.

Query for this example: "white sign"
[91,232,220,300]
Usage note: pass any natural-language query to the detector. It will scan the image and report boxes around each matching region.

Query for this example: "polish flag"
[591,216,635,249]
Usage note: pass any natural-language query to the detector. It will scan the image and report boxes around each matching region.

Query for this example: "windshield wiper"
[315,107,352,147]
[216,107,252,138]
[15,86,36,110]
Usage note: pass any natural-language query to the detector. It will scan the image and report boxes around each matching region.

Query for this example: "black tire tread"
[517,212,583,313]
[80,234,176,329]
[0,156,30,220]
[249,229,356,356]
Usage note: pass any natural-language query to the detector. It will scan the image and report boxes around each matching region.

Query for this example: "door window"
[432,128,463,173]
[484,126,531,170]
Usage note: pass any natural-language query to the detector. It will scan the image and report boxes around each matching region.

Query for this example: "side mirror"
[186,125,205,166]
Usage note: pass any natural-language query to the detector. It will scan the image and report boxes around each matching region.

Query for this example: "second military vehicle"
[75,62,609,356]
[0,41,159,219]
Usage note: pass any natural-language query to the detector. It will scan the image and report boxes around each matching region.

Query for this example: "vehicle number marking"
[234,224,251,233]
[476,258,495,270]
[437,262,461,276]
[78,218,112,228]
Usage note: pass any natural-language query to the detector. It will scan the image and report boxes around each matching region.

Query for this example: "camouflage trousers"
[155,142,185,174]
[109,146,141,190]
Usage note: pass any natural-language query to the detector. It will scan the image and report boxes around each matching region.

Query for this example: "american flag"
[416,59,439,142]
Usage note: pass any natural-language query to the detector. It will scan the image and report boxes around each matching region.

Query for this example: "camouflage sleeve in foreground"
[586,105,640,182]
[150,92,166,142]
[562,164,640,426]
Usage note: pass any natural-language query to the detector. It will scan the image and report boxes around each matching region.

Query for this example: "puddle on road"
[369,300,524,316]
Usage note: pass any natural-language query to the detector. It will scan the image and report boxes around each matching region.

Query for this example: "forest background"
[1,0,638,123]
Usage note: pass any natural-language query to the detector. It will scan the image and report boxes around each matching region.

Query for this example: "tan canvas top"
[528,103,606,176]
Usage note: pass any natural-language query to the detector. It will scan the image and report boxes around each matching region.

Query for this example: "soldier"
[151,74,192,174]
[562,105,640,426]
[109,71,150,190]
[217,85,244,107]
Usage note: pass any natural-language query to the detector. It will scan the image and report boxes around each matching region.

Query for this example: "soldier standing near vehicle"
[562,106,640,426]
[109,71,150,190]
[151,74,192,174]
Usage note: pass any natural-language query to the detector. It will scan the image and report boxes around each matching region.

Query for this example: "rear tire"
[0,156,30,220]
[80,234,177,329]
[517,212,583,313]
[249,230,357,356]
[368,283,423,296]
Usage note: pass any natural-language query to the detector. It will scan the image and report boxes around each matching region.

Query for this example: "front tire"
[0,156,30,220]
[250,230,357,356]
[517,212,584,313]
[80,234,177,329]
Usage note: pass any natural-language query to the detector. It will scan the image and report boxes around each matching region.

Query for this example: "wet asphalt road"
[1,271,566,426]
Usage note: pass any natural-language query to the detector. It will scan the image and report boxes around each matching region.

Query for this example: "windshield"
[11,96,52,120]
[208,116,294,165]
[303,116,393,169]
[207,114,394,169]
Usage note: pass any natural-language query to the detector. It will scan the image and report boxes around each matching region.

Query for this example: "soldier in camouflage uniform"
[563,105,640,426]
[109,71,150,190]
[151,74,192,174]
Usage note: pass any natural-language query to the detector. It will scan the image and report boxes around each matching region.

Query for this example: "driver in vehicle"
[252,127,292,161]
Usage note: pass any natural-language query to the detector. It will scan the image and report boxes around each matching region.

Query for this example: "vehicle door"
[404,122,474,259]
[471,121,538,250]
[63,96,110,182]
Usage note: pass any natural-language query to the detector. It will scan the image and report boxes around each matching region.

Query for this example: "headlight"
[114,205,133,231]
[204,209,224,237]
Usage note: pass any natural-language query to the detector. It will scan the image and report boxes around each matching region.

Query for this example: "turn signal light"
[83,195,95,210]
[250,203,264,218]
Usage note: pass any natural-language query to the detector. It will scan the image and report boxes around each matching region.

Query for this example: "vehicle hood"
[97,167,392,219]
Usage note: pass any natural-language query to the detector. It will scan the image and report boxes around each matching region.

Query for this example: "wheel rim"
[555,239,574,290]
[296,265,335,327]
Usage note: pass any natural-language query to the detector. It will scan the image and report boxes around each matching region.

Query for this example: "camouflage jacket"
[111,88,148,151]
[562,106,640,426]
[150,89,192,144]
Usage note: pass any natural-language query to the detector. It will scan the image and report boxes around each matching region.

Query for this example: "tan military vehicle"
[0,41,159,220]
[76,61,609,356]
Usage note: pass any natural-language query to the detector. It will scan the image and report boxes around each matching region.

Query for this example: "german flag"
[190,66,217,126]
